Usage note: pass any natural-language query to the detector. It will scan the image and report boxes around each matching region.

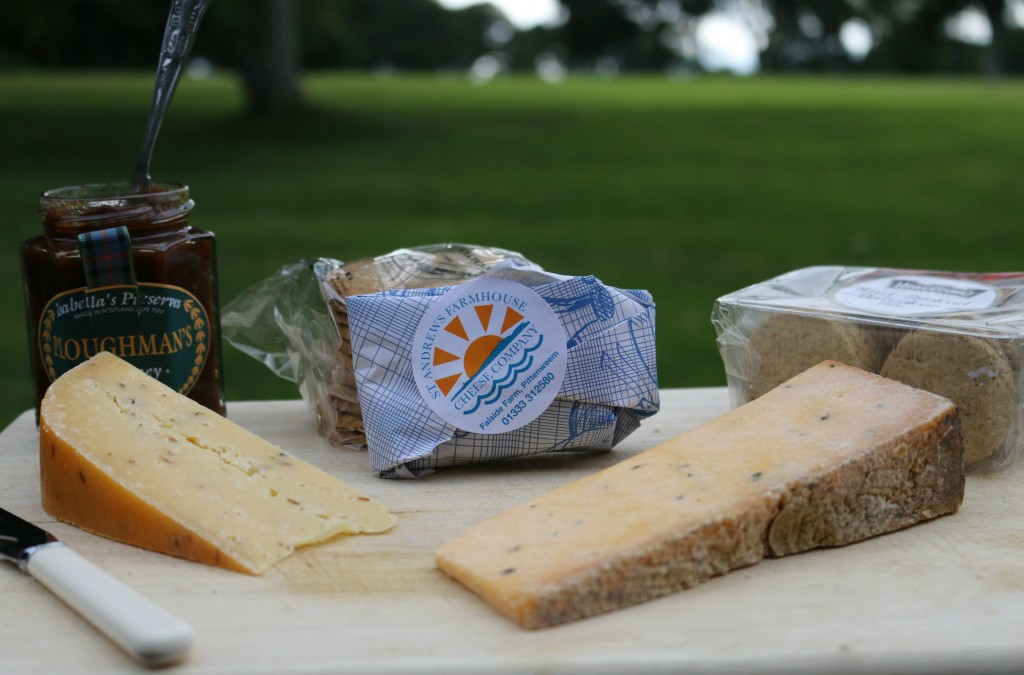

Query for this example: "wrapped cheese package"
[712,266,1024,471]
[224,244,659,477]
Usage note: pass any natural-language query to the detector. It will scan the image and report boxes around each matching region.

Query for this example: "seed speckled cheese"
[40,352,396,575]
[436,361,965,629]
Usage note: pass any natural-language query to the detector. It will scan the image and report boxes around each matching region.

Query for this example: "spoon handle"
[132,0,213,193]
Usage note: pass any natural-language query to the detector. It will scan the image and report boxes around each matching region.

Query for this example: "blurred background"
[2,0,1023,428]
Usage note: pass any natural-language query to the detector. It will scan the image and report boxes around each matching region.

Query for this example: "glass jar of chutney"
[21,182,225,415]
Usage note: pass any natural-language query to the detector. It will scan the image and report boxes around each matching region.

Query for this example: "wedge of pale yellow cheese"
[40,352,396,575]
[437,361,965,628]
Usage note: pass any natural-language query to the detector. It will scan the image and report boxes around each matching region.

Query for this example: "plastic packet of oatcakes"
[224,244,659,478]
[223,245,526,447]
[713,266,1024,472]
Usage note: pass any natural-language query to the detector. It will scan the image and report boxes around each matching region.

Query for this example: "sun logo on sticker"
[431,303,526,397]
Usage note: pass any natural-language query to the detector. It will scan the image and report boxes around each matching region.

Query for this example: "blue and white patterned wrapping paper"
[345,261,659,478]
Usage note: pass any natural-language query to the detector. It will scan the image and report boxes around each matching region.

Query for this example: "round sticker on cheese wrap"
[412,278,568,434]
[832,274,998,316]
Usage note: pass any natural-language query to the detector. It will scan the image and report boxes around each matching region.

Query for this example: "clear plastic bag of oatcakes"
[712,266,1024,472]
[224,243,660,478]
[223,245,532,448]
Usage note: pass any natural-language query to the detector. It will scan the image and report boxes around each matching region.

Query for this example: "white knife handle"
[25,543,194,666]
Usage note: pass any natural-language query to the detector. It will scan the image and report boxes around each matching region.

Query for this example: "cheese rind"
[40,352,396,575]
[436,361,965,628]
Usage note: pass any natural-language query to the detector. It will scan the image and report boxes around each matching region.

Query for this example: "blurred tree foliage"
[762,0,1019,75]
[1,0,1022,114]
[0,0,499,114]
[588,0,1022,74]
[0,0,496,71]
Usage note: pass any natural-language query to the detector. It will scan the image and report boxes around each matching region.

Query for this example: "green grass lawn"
[1,71,1023,428]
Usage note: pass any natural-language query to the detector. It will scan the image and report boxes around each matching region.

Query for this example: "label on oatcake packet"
[412,278,567,433]
[833,274,997,316]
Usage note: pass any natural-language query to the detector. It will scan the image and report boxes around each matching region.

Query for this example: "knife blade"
[0,506,194,666]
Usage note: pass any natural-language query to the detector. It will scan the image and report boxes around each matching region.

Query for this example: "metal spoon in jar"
[132,0,213,193]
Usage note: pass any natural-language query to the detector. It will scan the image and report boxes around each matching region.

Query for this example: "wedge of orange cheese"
[39,352,396,575]
[436,361,965,628]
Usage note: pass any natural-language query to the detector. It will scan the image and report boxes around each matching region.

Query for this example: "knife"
[0,506,194,666]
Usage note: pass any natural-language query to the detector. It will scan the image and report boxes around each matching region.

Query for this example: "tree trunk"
[978,0,1006,78]
[243,0,304,115]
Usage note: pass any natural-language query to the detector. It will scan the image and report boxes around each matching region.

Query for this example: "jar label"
[38,283,212,394]
[412,278,567,433]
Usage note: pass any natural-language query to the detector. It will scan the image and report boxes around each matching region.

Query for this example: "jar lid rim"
[41,182,189,201]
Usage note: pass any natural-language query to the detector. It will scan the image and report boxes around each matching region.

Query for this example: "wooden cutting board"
[2,390,1023,673]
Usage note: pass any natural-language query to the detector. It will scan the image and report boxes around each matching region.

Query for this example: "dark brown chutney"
[21,182,225,415]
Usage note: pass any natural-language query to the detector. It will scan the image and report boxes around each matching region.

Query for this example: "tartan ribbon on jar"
[76,226,138,290]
